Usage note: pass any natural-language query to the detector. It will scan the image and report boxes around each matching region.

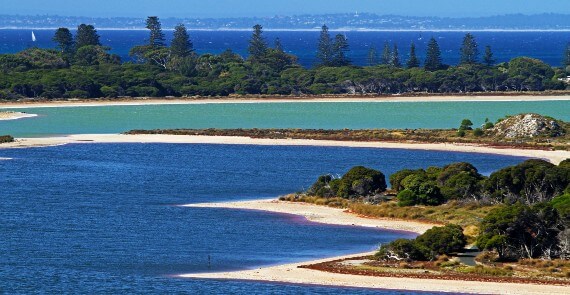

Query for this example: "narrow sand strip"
[0,95,569,108]
[0,111,37,120]
[180,200,569,294]
[183,199,434,234]
[180,256,570,294]
[1,134,568,164]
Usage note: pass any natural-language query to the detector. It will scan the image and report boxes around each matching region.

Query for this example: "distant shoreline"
[5,27,570,32]
[1,94,569,109]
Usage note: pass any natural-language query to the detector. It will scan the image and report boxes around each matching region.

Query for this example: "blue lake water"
[2,100,569,137]
[0,143,529,293]
[1,30,570,67]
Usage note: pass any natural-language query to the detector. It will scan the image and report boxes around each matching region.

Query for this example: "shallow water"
[2,100,569,137]
[0,143,528,293]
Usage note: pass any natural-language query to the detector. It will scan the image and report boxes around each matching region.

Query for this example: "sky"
[3,0,570,18]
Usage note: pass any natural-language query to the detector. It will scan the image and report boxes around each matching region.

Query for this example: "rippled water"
[2,30,570,67]
[0,143,529,293]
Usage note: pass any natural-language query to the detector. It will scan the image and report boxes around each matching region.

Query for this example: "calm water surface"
[2,100,569,137]
[0,143,529,293]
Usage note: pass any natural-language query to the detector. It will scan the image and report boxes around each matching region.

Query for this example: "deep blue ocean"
[0,143,529,293]
[1,29,569,67]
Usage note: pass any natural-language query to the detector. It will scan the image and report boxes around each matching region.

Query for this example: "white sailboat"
[31,31,37,42]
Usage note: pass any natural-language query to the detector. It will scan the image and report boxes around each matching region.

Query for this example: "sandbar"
[1,134,568,164]
[0,111,37,120]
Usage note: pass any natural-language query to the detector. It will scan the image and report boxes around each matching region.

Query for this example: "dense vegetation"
[1,17,569,100]
[0,135,14,143]
[297,159,570,261]
[376,225,467,261]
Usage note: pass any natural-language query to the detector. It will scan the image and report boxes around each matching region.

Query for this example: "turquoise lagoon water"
[0,143,529,293]
[1,100,569,137]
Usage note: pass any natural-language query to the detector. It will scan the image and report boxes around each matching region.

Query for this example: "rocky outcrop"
[489,113,565,138]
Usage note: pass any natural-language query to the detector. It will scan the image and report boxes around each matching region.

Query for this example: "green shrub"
[397,189,416,206]
[473,128,484,137]
[0,135,14,143]
[415,224,467,258]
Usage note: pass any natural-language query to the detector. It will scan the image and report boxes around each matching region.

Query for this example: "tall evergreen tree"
[391,44,401,67]
[52,27,74,55]
[316,25,333,66]
[563,43,570,68]
[75,24,100,49]
[248,24,268,61]
[406,42,420,69]
[459,33,479,65]
[381,42,392,65]
[171,24,193,58]
[367,46,378,66]
[146,16,166,48]
[483,45,496,67]
[274,37,284,52]
[332,34,351,66]
[425,37,443,71]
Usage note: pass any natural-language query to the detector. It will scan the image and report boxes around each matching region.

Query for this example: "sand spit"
[1,134,568,164]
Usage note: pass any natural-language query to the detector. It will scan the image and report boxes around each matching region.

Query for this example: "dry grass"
[126,127,570,150]
[279,195,498,237]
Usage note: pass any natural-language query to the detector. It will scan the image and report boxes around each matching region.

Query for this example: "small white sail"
[32,31,37,42]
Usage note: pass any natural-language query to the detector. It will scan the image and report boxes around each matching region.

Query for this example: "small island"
[127,113,569,151]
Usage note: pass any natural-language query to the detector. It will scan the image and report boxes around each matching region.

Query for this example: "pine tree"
[146,16,166,48]
[171,24,193,58]
[391,44,401,67]
[274,37,283,52]
[52,27,74,54]
[460,33,479,65]
[563,43,570,68]
[248,24,268,61]
[367,46,378,66]
[425,37,443,71]
[332,34,351,66]
[381,42,392,65]
[483,45,496,67]
[406,42,420,69]
[75,24,100,49]
[316,24,333,66]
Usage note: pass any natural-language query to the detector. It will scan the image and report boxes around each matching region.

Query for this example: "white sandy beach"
[1,134,568,164]
[0,111,37,120]
[184,199,434,233]
[0,95,568,109]
[180,199,570,294]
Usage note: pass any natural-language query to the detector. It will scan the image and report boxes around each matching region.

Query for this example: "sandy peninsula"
[180,199,570,295]
[0,111,37,120]
[0,94,568,109]
[184,199,434,233]
[1,134,568,164]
